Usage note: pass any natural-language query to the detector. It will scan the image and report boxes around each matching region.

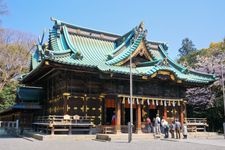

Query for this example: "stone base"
[115,129,121,134]
[96,134,111,141]
[154,133,161,139]
[135,128,143,134]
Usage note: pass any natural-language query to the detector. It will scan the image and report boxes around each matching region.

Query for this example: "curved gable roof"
[26,18,216,85]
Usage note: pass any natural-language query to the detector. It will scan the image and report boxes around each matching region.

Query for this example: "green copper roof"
[17,86,43,102]
[106,32,145,65]
[27,18,216,85]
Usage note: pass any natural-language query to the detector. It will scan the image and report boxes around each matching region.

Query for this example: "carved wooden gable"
[123,40,153,66]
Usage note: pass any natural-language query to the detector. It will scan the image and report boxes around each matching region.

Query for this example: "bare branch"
[0,28,36,91]
[0,0,7,15]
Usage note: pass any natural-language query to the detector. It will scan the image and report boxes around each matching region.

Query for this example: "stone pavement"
[0,137,225,150]
[1,128,225,150]
[179,138,225,147]
[1,134,225,150]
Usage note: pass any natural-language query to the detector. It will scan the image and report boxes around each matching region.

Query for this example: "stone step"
[22,130,220,141]
[95,134,111,141]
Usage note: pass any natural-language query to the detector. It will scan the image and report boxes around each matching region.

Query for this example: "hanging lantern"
[141,99,144,105]
[164,100,167,106]
[128,97,130,104]
[178,101,180,106]
[156,100,158,106]
[147,99,150,105]
[168,101,171,106]
[172,101,175,107]
[136,98,139,104]
[160,100,163,106]
[151,100,155,105]
[122,97,125,104]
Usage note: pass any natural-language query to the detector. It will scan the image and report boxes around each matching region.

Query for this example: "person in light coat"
[155,114,161,134]
[175,119,181,139]
[182,121,188,139]
[161,119,169,138]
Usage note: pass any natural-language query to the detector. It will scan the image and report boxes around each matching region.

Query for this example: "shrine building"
[0,18,216,134]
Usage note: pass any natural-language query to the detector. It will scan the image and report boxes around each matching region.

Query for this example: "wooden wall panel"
[67,96,85,116]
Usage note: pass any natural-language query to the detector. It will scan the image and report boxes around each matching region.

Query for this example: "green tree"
[0,1,35,111]
[0,28,35,111]
[178,38,197,57]
[0,82,17,111]
[177,50,199,68]
[0,28,35,91]
[179,38,225,132]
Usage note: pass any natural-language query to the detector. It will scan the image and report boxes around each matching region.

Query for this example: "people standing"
[161,119,169,138]
[169,120,175,138]
[155,114,161,134]
[182,121,188,139]
[175,119,181,139]
[152,118,156,133]
[146,117,151,133]
[111,114,116,125]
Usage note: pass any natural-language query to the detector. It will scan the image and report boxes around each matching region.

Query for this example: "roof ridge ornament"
[134,21,148,40]
[35,29,47,63]
[50,17,61,26]
[157,58,169,67]
[138,21,145,32]
[38,29,46,45]
[51,17,62,36]
[106,22,148,66]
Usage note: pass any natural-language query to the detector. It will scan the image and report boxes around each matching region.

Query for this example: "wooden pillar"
[180,101,184,125]
[121,103,125,125]
[103,99,107,125]
[63,97,67,115]
[163,106,167,120]
[136,103,142,134]
[184,101,187,121]
[63,95,69,115]
[51,126,54,135]
[69,125,72,135]
[115,98,121,134]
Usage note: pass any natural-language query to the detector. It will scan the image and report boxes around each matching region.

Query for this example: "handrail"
[34,115,92,125]
[186,118,207,124]
[186,118,208,132]
[33,115,93,135]
[0,120,19,129]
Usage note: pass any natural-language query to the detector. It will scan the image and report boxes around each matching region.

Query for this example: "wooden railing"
[32,115,93,135]
[96,125,116,134]
[96,125,136,134]
[0,120,20,135]
[187,118,207,124]
[0,120,19,129]
[34,115,92,124]
[186,118,208,132]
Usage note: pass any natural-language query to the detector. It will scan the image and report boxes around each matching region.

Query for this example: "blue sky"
[1,0,225,59]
